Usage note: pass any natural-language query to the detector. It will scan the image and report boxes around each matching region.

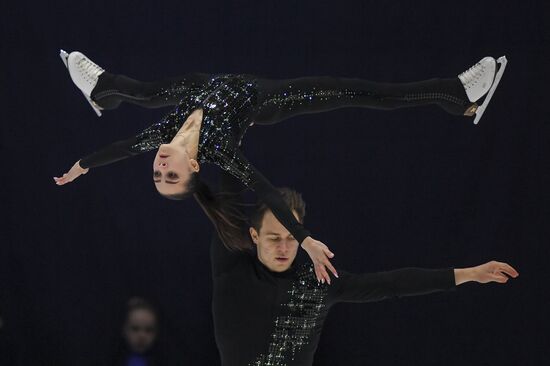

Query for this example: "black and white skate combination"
[60,49,105,116]
[458,56,508,125]
[59,50,507,124]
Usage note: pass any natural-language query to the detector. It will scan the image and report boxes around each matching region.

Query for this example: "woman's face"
[153,144,196,196]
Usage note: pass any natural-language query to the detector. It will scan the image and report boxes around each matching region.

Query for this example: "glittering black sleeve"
[79,101,191,169]
[79,135,144,169]
[328,268,456,304]
[231,150,312,244]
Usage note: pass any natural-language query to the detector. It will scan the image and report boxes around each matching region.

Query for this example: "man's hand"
[301,237,338,284]
[455,261,519,285]
[54,160,89,186]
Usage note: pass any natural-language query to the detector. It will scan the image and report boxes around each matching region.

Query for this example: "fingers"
[318,263,331,285]
[321,247,338,279]
[324,258,339,279]
[489,273,509,283]
[54,175,70,185]
[305,241,338,285]
[315,261,338,286]
[488,261,519,281]
[314,263,331,285]
[324,247,335,259]
[314,266,322,283]
[497,262,519,278]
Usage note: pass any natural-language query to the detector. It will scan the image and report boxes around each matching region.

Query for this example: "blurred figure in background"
[112,297,163,366]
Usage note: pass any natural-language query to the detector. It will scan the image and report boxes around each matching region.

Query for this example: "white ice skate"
[459,56,508,124]
[59,49,105,117]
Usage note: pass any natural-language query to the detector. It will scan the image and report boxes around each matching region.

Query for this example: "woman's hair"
[162,173,202,201]
[163,172,252,251]
[162,176,306,251]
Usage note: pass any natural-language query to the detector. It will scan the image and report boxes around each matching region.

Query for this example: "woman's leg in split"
[91,72,212,110]
[252,76,473,125]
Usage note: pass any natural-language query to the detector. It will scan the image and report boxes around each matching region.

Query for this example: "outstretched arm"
[53,135,145,185]
[54,100,190,185]
[330,260,518,304]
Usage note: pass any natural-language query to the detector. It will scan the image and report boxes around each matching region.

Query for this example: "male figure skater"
[210,172,518,366]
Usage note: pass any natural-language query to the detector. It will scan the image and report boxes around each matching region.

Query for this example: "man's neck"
[256,256,296,275]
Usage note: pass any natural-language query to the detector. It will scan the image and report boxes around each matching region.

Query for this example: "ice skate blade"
[85,95,103,116]
[59,49,69,67]
[473,56,507,125]
[59,48,103,117]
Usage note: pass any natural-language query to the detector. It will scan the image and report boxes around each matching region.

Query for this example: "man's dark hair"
[250,188,306,232]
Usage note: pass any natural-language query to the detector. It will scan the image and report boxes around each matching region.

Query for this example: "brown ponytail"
[163,172,252,251]
[193,176,253,251]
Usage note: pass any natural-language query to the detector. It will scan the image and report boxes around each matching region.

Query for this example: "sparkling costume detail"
[129,75,258,186]
[210,169,457,366]
[250,265,328,366]
[79,74,470,245]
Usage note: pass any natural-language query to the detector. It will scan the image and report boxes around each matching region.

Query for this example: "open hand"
[455,260,519,285]
[472,261,519,283]
[54,161,89,186]
[301,237,338,284]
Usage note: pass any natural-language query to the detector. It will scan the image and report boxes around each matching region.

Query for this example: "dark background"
[1,1,548,365]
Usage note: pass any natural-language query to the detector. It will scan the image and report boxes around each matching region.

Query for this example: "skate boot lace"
[459,62,486,90]
[76,57,104,86]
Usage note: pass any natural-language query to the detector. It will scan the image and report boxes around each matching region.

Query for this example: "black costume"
[79,72,471,243]
[210,172,456,366]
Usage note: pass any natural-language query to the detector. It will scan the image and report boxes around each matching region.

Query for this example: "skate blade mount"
[59,49,102,117]
[473,55,507,125]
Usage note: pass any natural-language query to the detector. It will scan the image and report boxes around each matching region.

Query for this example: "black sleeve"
[79,136,144,169]
[329,268,456,304]
[78,100,188,169]
[231,150,311,244]
[210,171,250,276]
[182,72,212,86]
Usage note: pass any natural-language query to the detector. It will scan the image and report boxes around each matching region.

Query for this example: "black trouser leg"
[90,72,210,109]
[252,76,470,125]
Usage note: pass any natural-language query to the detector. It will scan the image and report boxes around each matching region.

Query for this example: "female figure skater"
[54,50,506,282]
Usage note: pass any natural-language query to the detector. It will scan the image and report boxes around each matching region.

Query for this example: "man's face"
[123,309,158,354]
[250,209,300,272]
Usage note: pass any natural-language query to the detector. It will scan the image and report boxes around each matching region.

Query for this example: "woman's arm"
[230,150,337,283]
[54,102,187,185]
[80,136,143,169]
[54,135,144,185]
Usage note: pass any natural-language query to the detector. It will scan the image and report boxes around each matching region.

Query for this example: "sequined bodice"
[130,74,257,184]
[196,75,257,184]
